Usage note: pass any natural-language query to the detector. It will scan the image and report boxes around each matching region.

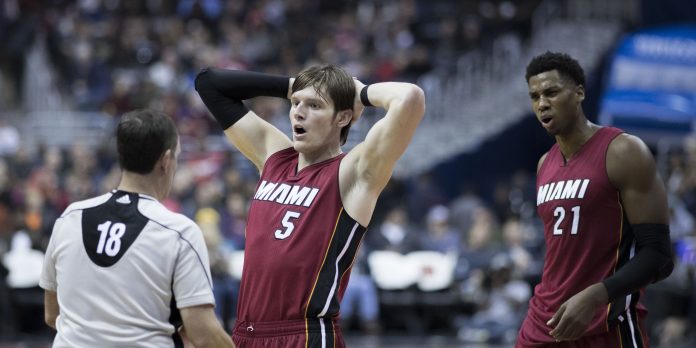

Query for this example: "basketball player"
[516,52,674,347]
[40,109,235,348]
[195,65,425,347]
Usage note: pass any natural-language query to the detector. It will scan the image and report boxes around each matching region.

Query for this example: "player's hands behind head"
[352,78,366,124]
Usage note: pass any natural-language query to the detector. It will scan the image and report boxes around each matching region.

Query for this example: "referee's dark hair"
[117,109,178,174]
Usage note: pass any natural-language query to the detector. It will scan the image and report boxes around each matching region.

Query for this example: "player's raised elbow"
[401,84,426,119]
[194,67,214,92]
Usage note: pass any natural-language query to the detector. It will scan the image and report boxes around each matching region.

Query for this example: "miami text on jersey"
[537,179,590,206]
[254,180,320,207]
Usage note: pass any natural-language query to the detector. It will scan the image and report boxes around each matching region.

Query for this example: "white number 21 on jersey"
[553,206,580,235]
[275,211,301,239]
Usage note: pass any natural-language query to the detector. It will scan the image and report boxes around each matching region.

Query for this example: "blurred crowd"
[0,0,538,112]
[0,0,694,347]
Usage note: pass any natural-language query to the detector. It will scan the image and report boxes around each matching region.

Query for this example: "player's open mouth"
[294,125,306,135]
[541,117,552,124]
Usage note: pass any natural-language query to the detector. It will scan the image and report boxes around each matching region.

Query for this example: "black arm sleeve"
[602,223,674,302]
[194,68,289,129]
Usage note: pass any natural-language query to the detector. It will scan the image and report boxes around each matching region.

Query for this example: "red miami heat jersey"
[518,127,648,345]
[237,147,367,325]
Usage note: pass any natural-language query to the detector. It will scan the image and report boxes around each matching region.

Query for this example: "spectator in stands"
[3,229,44,292]
[0,0,36,108]
[459,207,501,275]
[449,184,484,234]
[500,216,537,281]
[367,205,422,254]
[458,253,531,345]
[419,205,461,253]
[457,207,502,303]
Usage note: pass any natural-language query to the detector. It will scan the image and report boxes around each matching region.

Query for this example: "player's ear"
[160,149,173,171]
[335,109,352,127]
[576,85,585,103]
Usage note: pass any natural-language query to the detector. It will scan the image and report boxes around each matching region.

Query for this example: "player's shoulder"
[606,131,656,186]
[536,150,552,173]
[607,131,651,160]
[59,192,114,218]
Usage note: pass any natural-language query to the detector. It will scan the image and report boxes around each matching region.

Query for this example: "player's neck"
[118,172,164,201]
[297,146,342,171]
[556,119,598,161]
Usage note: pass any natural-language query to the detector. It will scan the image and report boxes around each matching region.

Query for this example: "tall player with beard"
[195,65,425,347]
[516,52,674,347]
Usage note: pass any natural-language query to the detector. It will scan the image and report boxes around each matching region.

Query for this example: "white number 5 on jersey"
[275,211,301,239]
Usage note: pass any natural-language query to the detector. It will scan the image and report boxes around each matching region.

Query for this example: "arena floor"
[0,333,511,348]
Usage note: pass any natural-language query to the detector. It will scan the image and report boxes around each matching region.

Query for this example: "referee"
[40,109,235,348]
